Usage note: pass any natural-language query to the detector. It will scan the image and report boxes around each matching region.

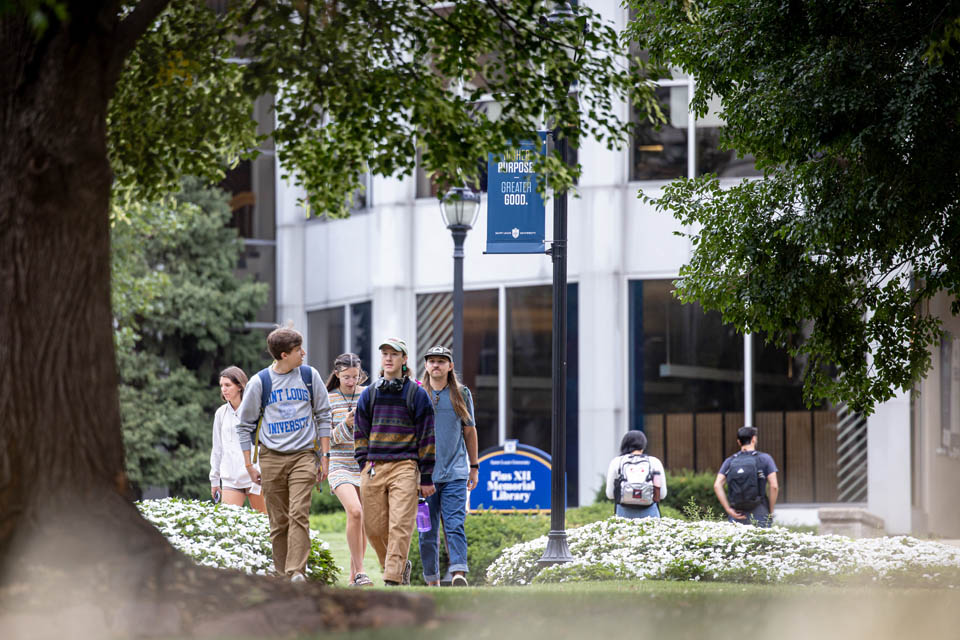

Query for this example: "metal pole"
[539,130,573,565]
[744,332,753,426]
[451,226,467,368]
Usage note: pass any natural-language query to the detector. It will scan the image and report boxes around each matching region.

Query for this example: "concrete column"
[274,175,307,332]
[867,388,912,533]
[369,175,417,362]
[573,187,626,505]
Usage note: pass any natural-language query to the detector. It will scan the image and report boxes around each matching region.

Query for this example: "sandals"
[352,572,373,587]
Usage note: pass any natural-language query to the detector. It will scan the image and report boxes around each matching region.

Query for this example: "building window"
[627,44,760,180]
[307,307,345,374]
[349,301,373,374]
[220,95,277,327]
[416,289,500,453]
[506,284,579,506]
[631,83,689,181]
[629,279,851,503]
[307,302,373,375]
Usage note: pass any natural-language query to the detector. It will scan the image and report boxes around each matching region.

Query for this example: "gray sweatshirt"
[236,366,332,455]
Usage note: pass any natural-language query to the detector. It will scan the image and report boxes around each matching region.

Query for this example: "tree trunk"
[0,7,432,636]
[0,2,137,555]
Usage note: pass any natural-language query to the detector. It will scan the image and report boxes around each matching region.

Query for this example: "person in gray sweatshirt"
[237,326,332,582]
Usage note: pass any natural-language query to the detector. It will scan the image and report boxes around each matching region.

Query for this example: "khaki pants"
[259,449,316,577]
[360,459,419,583]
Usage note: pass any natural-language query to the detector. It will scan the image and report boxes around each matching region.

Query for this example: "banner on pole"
[485,134,547,254]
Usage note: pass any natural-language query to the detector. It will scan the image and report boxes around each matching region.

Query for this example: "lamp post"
[440,186,481,366]
[539,0,577,567]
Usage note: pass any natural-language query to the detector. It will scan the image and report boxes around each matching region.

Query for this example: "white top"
[210,402,259,489]
[605,453,668,501]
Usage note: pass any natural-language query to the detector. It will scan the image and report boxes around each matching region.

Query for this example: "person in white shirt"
[209,366,266,513]
[605,430,667,519]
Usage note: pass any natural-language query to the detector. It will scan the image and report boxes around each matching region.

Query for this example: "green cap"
[378,337,408,356]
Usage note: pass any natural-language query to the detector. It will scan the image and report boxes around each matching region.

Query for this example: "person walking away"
[237,326,332,582]
[419,345,478,587]
[714,425,779,527]
[354,337,435,586]
[605,430,666,519]
[209,366,267,513]
[325,352,372,586]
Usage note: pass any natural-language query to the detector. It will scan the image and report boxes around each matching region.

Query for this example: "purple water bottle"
[416,498,431,533]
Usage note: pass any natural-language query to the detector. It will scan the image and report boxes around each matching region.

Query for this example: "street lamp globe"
[440,186,481,229]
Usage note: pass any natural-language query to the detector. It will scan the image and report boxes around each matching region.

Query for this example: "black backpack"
[725,450,763,511]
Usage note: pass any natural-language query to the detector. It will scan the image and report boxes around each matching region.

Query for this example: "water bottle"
[416,498,431,533]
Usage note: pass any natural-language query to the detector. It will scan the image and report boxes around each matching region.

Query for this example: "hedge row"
[406,501,685,585]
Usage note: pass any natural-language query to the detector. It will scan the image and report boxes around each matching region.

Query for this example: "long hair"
[325,352,368,392]
[620,430,647,455]
[219,366,248,402]
[442,368,472,424]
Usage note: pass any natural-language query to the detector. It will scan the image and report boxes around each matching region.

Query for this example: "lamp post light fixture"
[538,0,578,567]
[440,185,481,366]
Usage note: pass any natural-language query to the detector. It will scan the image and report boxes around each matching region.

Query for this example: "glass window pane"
[307,307,344,373]
[416,290,499,453]
[629,279,844,504]
[697,127,762,178]
[505,284,579,506]
[631,85,688,181]
[506,286,553,454]
[349,301,373,374]
[463,290,499,453]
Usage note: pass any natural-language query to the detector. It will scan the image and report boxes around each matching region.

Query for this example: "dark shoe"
[451,574,468,587]
[401,560,412,586]
[384,580,400,587]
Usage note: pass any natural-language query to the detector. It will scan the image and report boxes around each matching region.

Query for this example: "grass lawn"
[311,513,382,586]
[309,510,960,639]
[314,580,960,640]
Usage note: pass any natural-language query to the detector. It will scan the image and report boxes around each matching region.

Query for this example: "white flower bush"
[137,498,340,584]
[487,517,960,587]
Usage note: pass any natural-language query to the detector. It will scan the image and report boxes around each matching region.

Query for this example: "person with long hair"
[325,353,373,586]
[418,345,478,586]
[210,366,267,513]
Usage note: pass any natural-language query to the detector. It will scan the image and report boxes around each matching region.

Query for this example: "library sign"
[468,441,552,513]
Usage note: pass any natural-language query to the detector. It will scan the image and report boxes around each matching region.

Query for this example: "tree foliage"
[112,178,268,498]
[105,1,656,216]
[627,0,960,413]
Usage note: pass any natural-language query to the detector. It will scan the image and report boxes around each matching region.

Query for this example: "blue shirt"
[719,450,778,504]
[427,385,475,483]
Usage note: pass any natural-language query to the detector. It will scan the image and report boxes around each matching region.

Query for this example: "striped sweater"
[354,378,435,484]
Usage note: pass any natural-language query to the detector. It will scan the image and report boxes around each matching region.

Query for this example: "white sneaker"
[290,572,307,584]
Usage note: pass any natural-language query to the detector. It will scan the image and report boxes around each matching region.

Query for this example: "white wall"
[867,389,912,534]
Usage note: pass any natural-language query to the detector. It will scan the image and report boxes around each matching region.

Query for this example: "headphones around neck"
[377,377,405,393]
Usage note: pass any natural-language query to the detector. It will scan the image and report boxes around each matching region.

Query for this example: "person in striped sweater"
[325,352,371,586]
[354,337,435,586]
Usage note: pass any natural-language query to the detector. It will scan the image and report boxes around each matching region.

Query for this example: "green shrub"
[310,481,343,514]
[138,498,339,585]
[406,502,651,585]
[408,510,550,585]
[662,469,718,517]
[310,511,347,532]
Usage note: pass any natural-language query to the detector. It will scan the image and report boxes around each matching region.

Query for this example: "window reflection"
[631,85,688,181]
